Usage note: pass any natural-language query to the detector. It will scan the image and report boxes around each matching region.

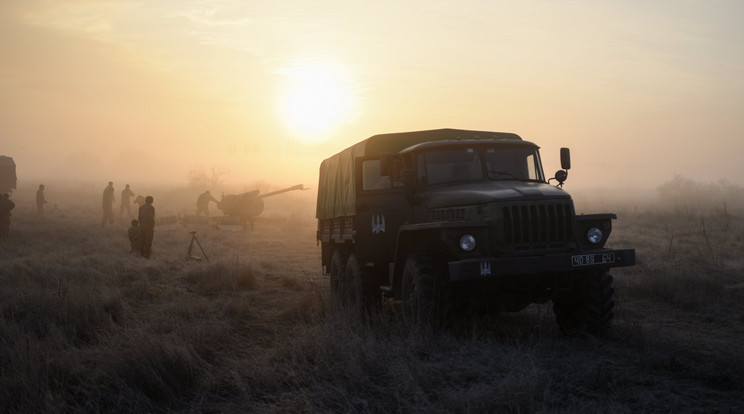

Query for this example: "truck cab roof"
[400,138,539,154]
[359,129,523,156]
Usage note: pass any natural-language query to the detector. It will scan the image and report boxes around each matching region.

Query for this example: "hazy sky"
[1,0,743,191]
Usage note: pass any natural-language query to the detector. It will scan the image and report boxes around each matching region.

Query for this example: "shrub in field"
[615,207,744,315]
[0,262,123,345]
[184,260,258,294]
[102,335,207,405]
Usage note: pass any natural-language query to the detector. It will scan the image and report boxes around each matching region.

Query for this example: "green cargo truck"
[316,129,635,335]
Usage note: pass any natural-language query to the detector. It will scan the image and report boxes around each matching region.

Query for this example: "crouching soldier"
[128,219,142,254]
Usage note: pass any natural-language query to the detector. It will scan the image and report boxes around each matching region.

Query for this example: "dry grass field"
[1,185,743,413]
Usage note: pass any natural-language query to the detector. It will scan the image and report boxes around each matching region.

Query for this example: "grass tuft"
[185,259,258,294]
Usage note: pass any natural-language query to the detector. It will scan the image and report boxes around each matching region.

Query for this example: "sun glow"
[278,61,354,140]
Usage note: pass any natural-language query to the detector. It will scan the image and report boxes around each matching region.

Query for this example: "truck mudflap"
[448,248,635,281]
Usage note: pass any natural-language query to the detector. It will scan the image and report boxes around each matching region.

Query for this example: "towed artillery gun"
[217,184,305,228]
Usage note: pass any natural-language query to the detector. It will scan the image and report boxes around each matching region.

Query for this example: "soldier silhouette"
[36,184,46,218]
[120,184,135,217]
[0,193,15,238]
[128,219,142,253]
[101,182,115,227]
[196,190,218,217]
[138,196,155,258]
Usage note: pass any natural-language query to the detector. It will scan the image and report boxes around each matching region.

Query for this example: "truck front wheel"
[401,254,445,326]
[553,270,614,336]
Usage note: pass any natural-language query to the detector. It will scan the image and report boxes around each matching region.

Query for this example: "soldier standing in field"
[120,184,135,217]
[101,181,115,227]
[0,193,15,238]
[36,184,46,218]
[138,196,155,258]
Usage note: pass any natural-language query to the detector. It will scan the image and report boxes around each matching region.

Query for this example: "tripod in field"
[187,231,210,263]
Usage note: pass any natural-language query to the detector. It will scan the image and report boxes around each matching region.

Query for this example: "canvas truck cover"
[316,129,522,219]
[0,156,17,193]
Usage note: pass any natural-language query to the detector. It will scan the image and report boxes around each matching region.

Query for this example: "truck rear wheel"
[329,249,348,311]
[401,254,445,326]
[345,253,381,315]
[553,270,614,336]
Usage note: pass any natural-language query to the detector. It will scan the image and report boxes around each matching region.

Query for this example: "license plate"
[571,253,615,266]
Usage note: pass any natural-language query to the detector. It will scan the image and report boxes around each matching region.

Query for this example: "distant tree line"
[657,175,744,214]
[188,165,227,188]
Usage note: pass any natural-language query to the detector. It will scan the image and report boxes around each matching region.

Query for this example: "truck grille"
[502,202,573,251]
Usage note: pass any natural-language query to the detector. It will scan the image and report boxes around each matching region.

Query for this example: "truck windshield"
[416,146,543,185]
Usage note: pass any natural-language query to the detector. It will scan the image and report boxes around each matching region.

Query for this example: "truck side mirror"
[560,147,571,170]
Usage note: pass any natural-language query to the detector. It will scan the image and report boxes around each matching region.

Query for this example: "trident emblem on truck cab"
[372,214,386,234]
[480,261,492,276]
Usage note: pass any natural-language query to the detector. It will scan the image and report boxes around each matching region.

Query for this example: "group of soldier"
[1,182,224,258]
[1,182,156,258]
[127,194,155,258]
[99,182,155,258]
[99,182,139,227]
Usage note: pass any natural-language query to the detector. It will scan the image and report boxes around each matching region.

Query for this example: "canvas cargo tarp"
[316,129,522,219]
[0,155,16,193]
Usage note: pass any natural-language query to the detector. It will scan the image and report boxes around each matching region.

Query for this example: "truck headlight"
[459,234,476,251]
[586,227,603,244]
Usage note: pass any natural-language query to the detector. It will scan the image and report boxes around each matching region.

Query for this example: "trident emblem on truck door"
[480,261,492,276]
[372,214,386,234]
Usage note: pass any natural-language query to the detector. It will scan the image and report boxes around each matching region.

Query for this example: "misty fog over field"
[2,2,744,191]
[7,173,744,222]
[2,1,744,412]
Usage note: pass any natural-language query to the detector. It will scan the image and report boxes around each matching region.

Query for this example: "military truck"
[316,128,635,335]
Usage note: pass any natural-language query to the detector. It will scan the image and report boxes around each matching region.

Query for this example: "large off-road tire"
[329,249,348,311]
[344,253,381,316]
[553,270,615,336]
[401,254,446,327]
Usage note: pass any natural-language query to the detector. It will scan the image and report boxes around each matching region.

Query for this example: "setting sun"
[277,61,355,140]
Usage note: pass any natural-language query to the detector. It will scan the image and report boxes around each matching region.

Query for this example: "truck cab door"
[354,156,410,269]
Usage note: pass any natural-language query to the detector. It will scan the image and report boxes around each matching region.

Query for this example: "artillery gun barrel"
[258,184,305,199]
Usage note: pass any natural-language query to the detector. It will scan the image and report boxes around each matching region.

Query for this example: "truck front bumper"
[448,248,635,282]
